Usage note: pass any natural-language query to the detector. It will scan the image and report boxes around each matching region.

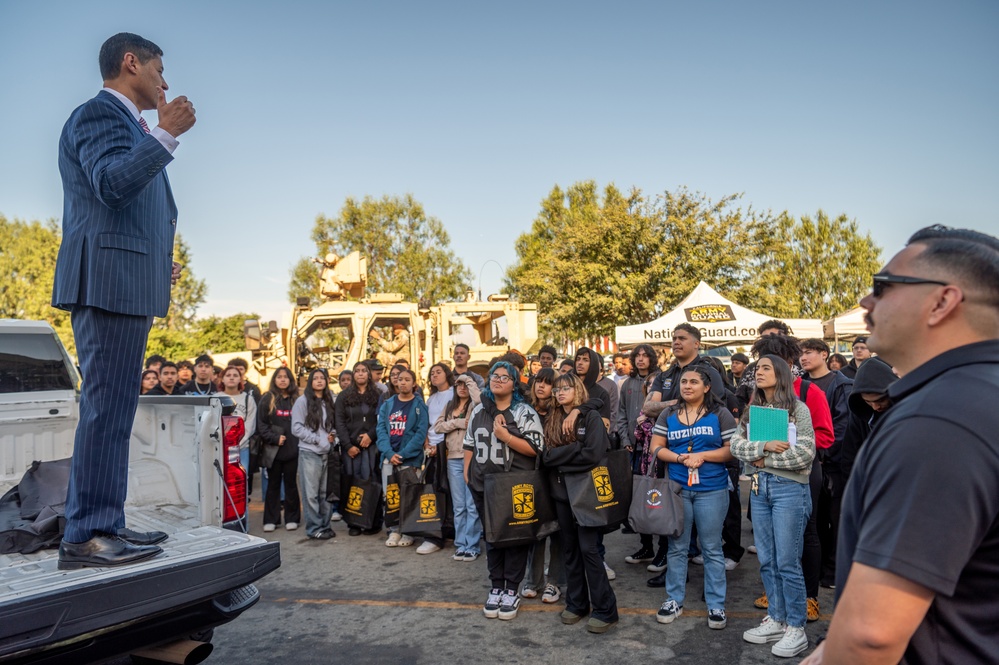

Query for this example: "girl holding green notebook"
[730,355,816,658]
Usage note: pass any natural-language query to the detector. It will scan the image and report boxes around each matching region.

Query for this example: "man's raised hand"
[156,87,196,137]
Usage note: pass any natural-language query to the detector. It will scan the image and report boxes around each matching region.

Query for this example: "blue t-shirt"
[653,408,736,491]
[388,397,416,452]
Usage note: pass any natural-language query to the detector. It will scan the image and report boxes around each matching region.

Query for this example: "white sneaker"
[520,586,538,599]
[416,541,441,555]
[656,599,682,624]
[747,544,757,554]
[541,584,561,604]
[483,588,503,619]
[285,522,298,531]
[772,626,808,657]
[397,534,414,547]
[691,555,704,565]
[743,616,786,644]
[331,511,342,522]
[498,590,521,620]
[724,557,739,571]
[385,532,401,547]
[263,523,276,533]
[603,561,616,580]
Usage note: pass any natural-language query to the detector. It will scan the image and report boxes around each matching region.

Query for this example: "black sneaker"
[647,548,668,572]
[708,609,727,630]
[310,529,335,540]
[646,570,666,587]
[348,527,362,536]
[625,547,655,564]
[483,588,503,619]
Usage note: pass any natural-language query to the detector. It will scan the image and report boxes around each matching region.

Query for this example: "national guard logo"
[420,493,438,519]
[386,483,401,512]
[512,483,536,521]
[591,466,614,503]
[645,488,662,508]
[346,486,364,513]
[684,304,735,323]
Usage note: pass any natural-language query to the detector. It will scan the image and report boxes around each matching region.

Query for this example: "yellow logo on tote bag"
[591,466,614,503]
[512,483,536,520]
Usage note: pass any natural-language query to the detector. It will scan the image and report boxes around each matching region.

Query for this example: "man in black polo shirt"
[803,226,999,665]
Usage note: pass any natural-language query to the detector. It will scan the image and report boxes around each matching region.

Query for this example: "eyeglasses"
[554,386,574,394]
[872,273,949,298]
[490,375,513,384]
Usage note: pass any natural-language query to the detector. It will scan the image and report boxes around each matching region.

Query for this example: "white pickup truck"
[0,320,280,664]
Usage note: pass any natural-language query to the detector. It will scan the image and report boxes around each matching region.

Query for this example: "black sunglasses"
[871,273,948,298]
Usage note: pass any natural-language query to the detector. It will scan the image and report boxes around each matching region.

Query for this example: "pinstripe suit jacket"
[52,90,177,317]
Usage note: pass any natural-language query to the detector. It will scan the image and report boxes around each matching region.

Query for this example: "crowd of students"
[135,328,879,654]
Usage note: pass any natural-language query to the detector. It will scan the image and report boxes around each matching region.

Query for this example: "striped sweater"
[730,400,815,483]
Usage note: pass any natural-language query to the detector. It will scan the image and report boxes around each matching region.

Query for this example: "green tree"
[289,194,472,305]
[190,313,260,355]
[158,233,207,331]
[506,183,881,340]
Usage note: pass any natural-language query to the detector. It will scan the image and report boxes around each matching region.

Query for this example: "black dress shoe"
[58,534,162,570]
[647,570,667,587]
[348,527,362,536]
[117,528,168,546]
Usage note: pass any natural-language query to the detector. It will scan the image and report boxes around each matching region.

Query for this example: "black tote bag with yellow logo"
[399,465,445,539]
[483,445,559,548]
[562,449,633,529]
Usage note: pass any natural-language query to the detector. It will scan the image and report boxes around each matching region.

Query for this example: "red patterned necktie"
[138,116,150,133]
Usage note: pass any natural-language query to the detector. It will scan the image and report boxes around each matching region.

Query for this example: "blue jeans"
[447,459,482,554]
[298,449,331,537]
[666,487,728,610]
[751,472,812,628]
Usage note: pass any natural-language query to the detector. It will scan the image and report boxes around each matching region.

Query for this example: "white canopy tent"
[822,306,869,341]
[615,281,824,347]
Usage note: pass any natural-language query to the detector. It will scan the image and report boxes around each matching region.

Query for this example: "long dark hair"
[629,344,657,378]
[304,368,336,432]
[669,365,725,421]
[342,361,380,408]
[740,354,799,427]
[444,376,474,420]
[529,367,557,415]
[543,373,587,448]
[428,362,455,395]
[265,366,300,415]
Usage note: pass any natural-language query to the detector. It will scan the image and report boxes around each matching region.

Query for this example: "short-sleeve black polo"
[836,340,999,665]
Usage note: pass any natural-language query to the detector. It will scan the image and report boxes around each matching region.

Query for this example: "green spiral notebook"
[748,406,789,442]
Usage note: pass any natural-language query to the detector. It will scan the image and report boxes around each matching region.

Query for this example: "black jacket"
[575,347,611,422]
[334,387,380,452]
[841,358,897,478]
[814,370,854,474]
[257,393,300,462]
[542,409,609,502]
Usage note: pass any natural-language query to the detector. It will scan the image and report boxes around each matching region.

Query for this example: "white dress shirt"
[102,87,179,154]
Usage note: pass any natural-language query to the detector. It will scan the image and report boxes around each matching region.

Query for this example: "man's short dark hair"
[145,354,166,368]
[539,345,558,359]
[228,357,249,370]
[177,360,194,371]
[751,334,802,364]
[758,319,790,336]
[673,323,701,341]
[559,359,574,370]
[800,338,831,356]
[908,225,999,309]
[454,343,470,354]
[613,352,629,361]
[195,354,214,367]
[99,33,163,80]
[160,361,178,371]
[731,353,750,365]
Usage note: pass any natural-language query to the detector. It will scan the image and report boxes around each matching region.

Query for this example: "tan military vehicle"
[243,252,538,391]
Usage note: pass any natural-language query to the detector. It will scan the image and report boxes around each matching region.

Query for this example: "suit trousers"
[64,305,152,543]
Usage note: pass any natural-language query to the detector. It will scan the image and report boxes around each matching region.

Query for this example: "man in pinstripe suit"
[52,33,196,569]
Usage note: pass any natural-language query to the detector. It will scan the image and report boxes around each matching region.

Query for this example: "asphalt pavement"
[210,480,833,664]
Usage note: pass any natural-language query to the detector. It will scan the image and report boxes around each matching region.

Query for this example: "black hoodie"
[841,357,897,478]
[574,347,611,422]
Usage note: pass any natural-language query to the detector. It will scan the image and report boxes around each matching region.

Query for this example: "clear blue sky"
[2,1,996,325]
